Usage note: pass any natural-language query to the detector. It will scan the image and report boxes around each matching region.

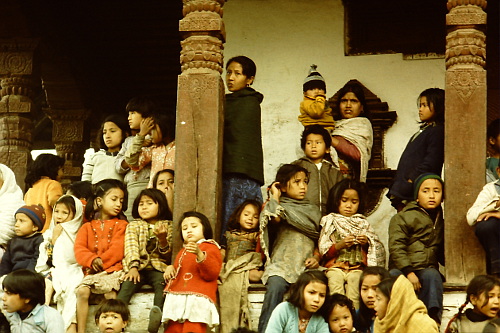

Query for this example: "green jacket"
[388,201,444,274]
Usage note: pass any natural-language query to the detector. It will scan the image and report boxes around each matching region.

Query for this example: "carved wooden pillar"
[173,0,225,253]
[444,0,487,285]
[0,38,39,190]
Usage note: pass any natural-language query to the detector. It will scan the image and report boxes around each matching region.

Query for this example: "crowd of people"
[0,55,497,333]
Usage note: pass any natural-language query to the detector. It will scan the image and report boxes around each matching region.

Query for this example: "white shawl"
[0,164,25,247]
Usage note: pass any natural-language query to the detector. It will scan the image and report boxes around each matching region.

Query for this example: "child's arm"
[154,221,172,260]
[186,242,222,281]
[268,182,282,223]
[0,242,13,276]
[466,183,500,225]
[74,224,99,268]
[100,221,127,270]
[26,236,43,272]
[81,153,95,182]
[122,222,142,283]
[406,125,445,182]
[301,95,328,118]
[125,118,155,170]
[47,180,63,210]
[115,137,131,173]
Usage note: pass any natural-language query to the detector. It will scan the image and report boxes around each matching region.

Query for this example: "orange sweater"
[24,177,63,232]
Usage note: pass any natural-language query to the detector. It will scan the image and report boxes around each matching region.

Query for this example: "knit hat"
[15,205,46,231]
[413,173,444,200]
[303,64,326,92]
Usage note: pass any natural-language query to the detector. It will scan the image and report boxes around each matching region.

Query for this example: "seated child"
[293,125,343,215]
[298,65,335,132]
[2,269,64,332]
[319,179,385,309]
[0,205,45,276]
[486,118,500,182]
[326,293,358,333]
[95,299,130,333]
[388,173,444,324]
[445,275,500,333]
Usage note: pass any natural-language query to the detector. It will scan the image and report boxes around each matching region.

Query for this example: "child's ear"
[246,76,254,86]
[470,294,478,307]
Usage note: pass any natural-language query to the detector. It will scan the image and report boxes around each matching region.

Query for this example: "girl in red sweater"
[162,211,222,333]
[74,179,128,333]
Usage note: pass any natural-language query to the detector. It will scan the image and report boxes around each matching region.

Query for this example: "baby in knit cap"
[0,205,45,276]
[298,64,335,132]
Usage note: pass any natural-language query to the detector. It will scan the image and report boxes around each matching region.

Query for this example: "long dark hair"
[84,179,128,221]
[25,154,65,189]
[227,199,261,232]
[355,267,390,332]
[418,88,445,125]
[131,188,172,221]
[326,178,367,215]
[287,270,329,318]
[179,211,213,241]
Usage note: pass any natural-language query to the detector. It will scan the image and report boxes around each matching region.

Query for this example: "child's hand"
[122,267,141,284]
[249,269,263,283]
[407,272,421,292]
[51,224,63,245]
[165,186,174,214]
[155,223,169,247]
[91,257,104,272]
[477,211,500,222]
[304,257,319,269]
[163,265,175,281]
[185,241,205,262]
[337,235,356,249]
[355,234,368,245]
[138,117,155,137]
[270,182,281,201]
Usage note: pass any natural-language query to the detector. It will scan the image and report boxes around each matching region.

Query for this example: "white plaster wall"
[223,0,446,248]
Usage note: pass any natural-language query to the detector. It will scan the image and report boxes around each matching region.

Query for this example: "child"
[0,164,25,252]
[318,179,385,308]
[2,269,64,332]
[445,275,500,333]
[117,188,172,333]
[330,82,373,182]
[298,65,335,131]
[36,195,84,332]
[486,118,500,182]
[373,276,438,333]
[293,125,343,215]
[388,173,444,324]
[258,164,322,333]
[218,200,263,333]
[387,88,445,211]
[355,267,390,333]
[326,293,357,333]
[222,56,264,240]
[66,181,92,203]
[115,96,158,221]
[162,211,222,333]
[95,299,130,333]
[467,159,500,276]
[265,270,329,333]
[24,153,65,232]
[82,114,130,184]
[74,179,128,333]
[152,169,175,215]
[0,205,45,276]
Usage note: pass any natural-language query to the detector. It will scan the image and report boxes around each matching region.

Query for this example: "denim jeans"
[474,217,500,275]
[258,276,290,333]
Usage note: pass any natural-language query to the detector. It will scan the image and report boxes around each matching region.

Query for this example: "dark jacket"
[223,87,264,185]
[0,233,43,276]
[388,201,444,274]
[388,123,444,201]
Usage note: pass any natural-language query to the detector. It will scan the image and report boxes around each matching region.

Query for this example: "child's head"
[132,188,171,222]
[95,299,129,333]
[151,112,175,145]
[227,199,261,232]
[126,96,160,130]
[98,114,130,152]
[180,211,213,243]
[85,179,128,221]
[225,56,256,92]
[487,118,500,156]
[14,204,45,236]
[326,178,366,216]
[466,275,500,318]
[374,277,397,320]
[25,153,65,188]
[274,164,309,200]
[335,82,369,120]
[53,195,77,224]
[287,270,328,316]
[2,269,45,313]
[359,267,390,311]
[303,64,327,98]
[300,125,332,164]
[152,169,175,195]
[326,294,355,333]
[417,88,445,125]
[413,173,444,210]
[67,181,92,201]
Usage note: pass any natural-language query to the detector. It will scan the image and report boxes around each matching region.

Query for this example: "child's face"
[151,124,163,144]
[471,286,500,318]
[360,274,381,309]
[304,133,330,164]
[339,92,363,119]
[374,288,389,320]
[282,171,308,200]
[98,188,125,220]
[2,290,32,313]
[138,195,159,222]
[53,203,75,224]
[304,88,325,99]
[103,121,124,153]
[98,311,127,333]
[226,62,254,92]
[302,281,327,314]
[416,179,443,210]
[156,172,174,195]
[418,96,435,123]
[14,213,38,237]
[328,305,354,333]
[338,189,360,217]
[181,216,205,243]
[128,110,143,130]
[238,204,259,231]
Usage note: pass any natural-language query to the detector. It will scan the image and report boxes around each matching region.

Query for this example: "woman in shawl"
[0,164,25,254]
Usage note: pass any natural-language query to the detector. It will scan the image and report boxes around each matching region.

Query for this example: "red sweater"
[166,241,222,304]
[74,218,127,273]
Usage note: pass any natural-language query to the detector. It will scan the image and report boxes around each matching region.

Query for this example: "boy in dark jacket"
[388,173,444,325]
